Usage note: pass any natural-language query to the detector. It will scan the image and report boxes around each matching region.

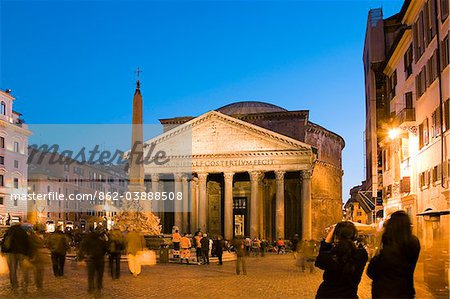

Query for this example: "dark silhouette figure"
[214,236,225,265]
[107,228,124,280]
[1,223,30,291]
[367,211,421,299]
[200,234,210,265]
[315,221,368,298]
[79,228,108,294]
[45,227,69,277]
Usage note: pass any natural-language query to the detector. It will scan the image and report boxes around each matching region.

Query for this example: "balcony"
[396,108,416,126]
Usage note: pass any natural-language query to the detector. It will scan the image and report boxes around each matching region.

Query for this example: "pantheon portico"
[143,102,344,241]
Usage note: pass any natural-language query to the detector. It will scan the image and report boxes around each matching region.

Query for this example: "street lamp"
[388,128,400,140]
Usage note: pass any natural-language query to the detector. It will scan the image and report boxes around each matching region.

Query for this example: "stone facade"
[151,101,344,241]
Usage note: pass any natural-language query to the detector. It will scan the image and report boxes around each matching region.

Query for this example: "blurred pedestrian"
[232,235,246,275]
[45,226,70,277]
[125,227,146,277]
[1,222,31,291]
[78,226,108,295]
[315,221,368,298]
[107,227,124,280]
[292,234,300,259]
[200,233,210,265]
[244,237,252,255]
[260,239,268,257]
[297,240,317,273]
[367,211,420,299]
[172,229,181,259]
[26,230,46,291]
[179,233,191,264]
[194,232,202,264]
[214,235,225,265]
[252,238,261,257]
[276,238,285,254]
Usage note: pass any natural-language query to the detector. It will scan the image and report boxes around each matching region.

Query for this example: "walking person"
[244,237,252,255]
[367,211,421,299]
[107,227,124,280]
[297,239,317,273]
[276,238,285,254]
[292,234,300,259]
[315,221,368,298]
[179,233,191,264]
[194,232,202,264]
[1,222,31,292]
[78,226,108,295]
[214,235,225,265]
[252,237,261,257]
[172,229,181,259]
[45,226,70,277]
[200,233,210,265]
[232,235,247,275]
[260,239,267,257]
[27,229,46,291]
[125,227,146,277]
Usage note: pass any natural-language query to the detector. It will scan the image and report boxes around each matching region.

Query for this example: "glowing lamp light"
[388,128,400,140]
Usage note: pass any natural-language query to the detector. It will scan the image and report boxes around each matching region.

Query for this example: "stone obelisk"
[114,71,160,234]
[128,78,146,199]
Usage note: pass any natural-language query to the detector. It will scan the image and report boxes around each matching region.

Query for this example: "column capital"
[150,173,159,182]
[223,172,234,181]
[275,170,286,181]
[249,171,264,182]
[181,175,189,183]
[197,173,208,180]
[301,170,312,180]
[174,173,183,182]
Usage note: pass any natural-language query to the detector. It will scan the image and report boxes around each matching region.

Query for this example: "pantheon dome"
[216,101,287,115]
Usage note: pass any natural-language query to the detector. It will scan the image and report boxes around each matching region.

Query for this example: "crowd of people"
[0,210,422,298]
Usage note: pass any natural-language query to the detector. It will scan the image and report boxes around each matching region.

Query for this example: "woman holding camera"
[315,221,368,298]
[367,210,420,298]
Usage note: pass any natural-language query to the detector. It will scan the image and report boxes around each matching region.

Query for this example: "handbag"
[0,254,8,275]
[138,249,156,266]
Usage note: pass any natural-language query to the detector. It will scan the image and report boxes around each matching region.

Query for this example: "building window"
[0,175,3,186]
[13,178,19,189]
[427,50,439,87]
[14,160,18,168]
[424,0,437,45]
[441,0,449,21]
[0,102,6,115]
[0,137,4,149]
[442,34,449,70]
[13,198,17,206]
[404,45,413,78]
[444,99,450,131]
[64,164,69,172]
[13,141,19,153]
[431,107,442,137]
[415,66,427,99]
[0,196,3,205]
[0,156,4,165]
[419,118,430,149]
[387,70,397,100]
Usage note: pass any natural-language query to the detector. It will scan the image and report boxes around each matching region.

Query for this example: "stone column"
[275,170,286,240]
[190,177,198,233]
[151,173,160,214]
[301,170,312,240]
[174,173,183,230]
[197,173,208,232]
[250,171,263,238]
[223,172,234,241]
[182,175,189,233]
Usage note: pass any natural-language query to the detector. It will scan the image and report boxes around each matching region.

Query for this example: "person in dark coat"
[367,211,420,299]
[45,226,70,277]
[315,221,368,298]
[214,235,225,265]
[200,233,210,265]
[78,227,108,294]
[1,223,31,291]
[107,227,124,280]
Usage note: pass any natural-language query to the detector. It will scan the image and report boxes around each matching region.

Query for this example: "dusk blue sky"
[0,0,404,201]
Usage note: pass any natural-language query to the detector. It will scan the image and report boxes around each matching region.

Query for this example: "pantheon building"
[143,101,344,241]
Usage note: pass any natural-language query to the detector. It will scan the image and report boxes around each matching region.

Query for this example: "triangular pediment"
[142,111,312,157]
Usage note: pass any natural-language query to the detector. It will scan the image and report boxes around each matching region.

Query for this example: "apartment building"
[364,0,449,295]
[0,89,32,225]
[27,148,129,231]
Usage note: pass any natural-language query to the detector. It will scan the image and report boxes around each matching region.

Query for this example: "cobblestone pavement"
[0,253,438,299]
